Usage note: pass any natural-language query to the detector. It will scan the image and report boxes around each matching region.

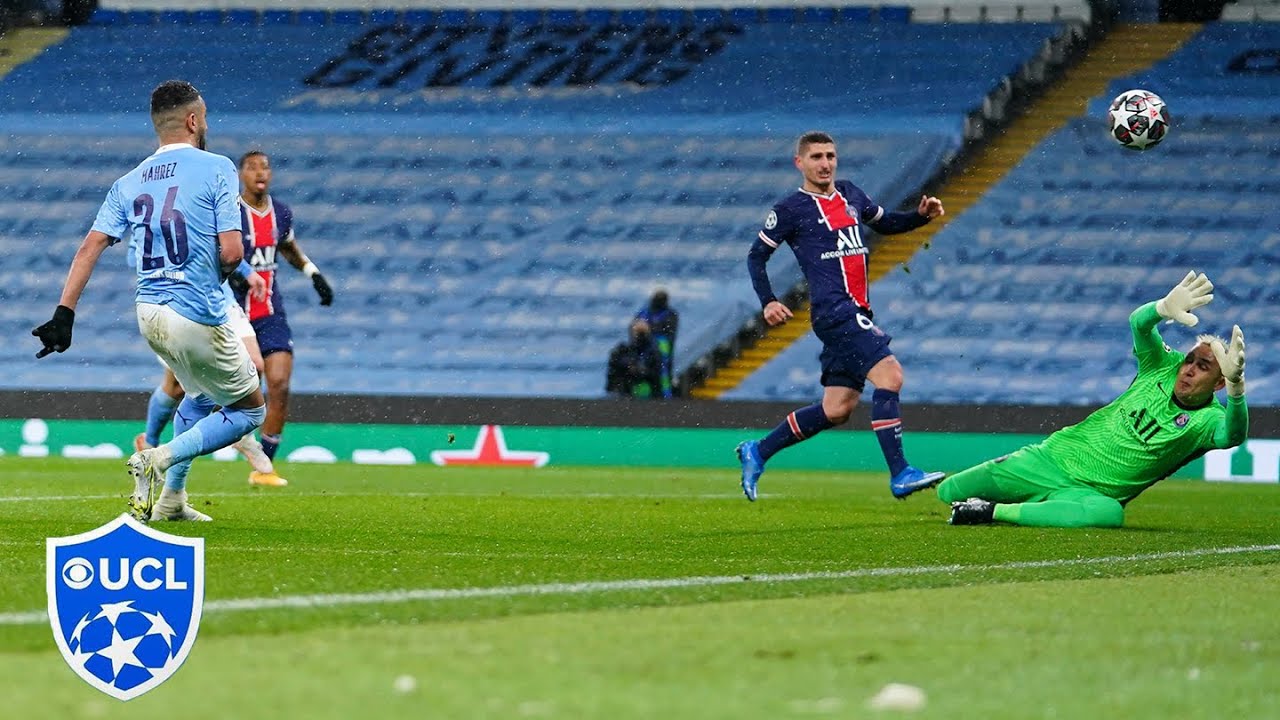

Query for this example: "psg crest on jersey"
[47,514,204,701]
[1174,413,1191,428]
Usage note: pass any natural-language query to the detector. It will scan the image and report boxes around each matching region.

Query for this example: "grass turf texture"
[0,457,1277,718]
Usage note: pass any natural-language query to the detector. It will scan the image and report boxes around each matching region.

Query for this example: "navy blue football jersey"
[757,180,884,324]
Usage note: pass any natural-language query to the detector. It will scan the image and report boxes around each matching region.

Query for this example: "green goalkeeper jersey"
[1040,302,1248,503]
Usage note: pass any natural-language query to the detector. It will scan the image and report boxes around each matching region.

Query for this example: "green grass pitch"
[1,457,1277,719]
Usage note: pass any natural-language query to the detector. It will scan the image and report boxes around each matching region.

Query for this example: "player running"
[944,271,1248,528]
[230,149,334,487]
[132,268,277,479]
[33,80,266,522]
[736,130,946,501]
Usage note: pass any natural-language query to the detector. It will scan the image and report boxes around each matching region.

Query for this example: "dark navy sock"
[757,402,834,461]
[871,389,908,476]
[261,433,281,461]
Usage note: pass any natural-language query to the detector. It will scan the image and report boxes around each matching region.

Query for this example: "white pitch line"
[2,544,1276,627]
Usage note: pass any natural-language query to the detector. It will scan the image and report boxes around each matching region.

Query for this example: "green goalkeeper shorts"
[937,443,1087,504]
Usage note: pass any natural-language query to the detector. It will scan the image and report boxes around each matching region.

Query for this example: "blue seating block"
[88,8,123,25]
[262,10,293,25]
[331,10,364,25]
[225,9,257,25]
[296,10,327,25]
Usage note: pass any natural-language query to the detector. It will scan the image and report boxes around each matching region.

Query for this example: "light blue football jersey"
[93,143,241,326]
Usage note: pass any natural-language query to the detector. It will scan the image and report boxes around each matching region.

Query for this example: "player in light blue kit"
[33,80,267,522]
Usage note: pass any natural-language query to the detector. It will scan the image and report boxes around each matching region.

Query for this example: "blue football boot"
[889,466,946,499]
[736,440,765,501]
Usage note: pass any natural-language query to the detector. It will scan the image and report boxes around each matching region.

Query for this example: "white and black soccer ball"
[69,603,177,688]
[1107,89,1170,151]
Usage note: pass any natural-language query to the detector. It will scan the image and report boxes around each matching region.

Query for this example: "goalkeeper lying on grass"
[941,271,1248,528]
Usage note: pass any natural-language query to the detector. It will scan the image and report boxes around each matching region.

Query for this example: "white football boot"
[233,433,275,474]
[150,488,212,522]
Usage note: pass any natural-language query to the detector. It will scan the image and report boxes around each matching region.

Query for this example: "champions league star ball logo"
[47,515,204,701]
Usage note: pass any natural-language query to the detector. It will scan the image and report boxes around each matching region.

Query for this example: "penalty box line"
[2,544,1278,626]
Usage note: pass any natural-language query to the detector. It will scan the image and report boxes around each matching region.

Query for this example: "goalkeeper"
[942,271,1248,528]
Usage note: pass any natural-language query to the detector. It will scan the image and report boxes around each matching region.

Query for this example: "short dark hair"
[150,80,201,117]
[796,131,835,156]
[238,149,267,169]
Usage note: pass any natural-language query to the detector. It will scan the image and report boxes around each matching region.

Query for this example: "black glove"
[227,271,249,296]
[33,305,75,358]
[312,273,334,306]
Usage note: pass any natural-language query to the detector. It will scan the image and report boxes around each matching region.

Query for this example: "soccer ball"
[1107,89,1170,151]
[68,602,178,691]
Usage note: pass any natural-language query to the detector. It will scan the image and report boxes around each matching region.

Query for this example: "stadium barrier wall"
[2,397,1278,481]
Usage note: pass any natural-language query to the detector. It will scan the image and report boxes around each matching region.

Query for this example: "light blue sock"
[145,387,180,447]
[164,394,214,492]
[167,400,266,468]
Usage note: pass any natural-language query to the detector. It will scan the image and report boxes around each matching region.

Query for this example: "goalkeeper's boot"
[126,449,168,522]
[949,498,995,526]
[233,434,274,474]
[889,466,945,499]
[736,440,765,501]
[133,432,152,453]
[151,489,212,522]
[249,470,289,488]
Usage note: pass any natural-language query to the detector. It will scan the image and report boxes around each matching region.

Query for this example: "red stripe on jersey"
[247,208,277,321]
[839,253,869,310]
[871,419,901,430]
[814,192,857,231]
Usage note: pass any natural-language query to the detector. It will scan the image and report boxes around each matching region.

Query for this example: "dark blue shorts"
[251,313,294,357]
[814,310,893,391]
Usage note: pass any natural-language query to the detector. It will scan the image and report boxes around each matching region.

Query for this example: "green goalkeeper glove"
[1211,324,1246,398]
[1155,271,1214,327]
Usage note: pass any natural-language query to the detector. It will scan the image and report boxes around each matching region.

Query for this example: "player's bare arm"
[277,239,333,306]
[218,229,244,276]
[58,230,114,311]
[32,230,115,357]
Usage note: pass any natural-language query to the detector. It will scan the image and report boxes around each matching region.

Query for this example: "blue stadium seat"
[225,9,257,25]
[838,6,874,23]
[331,10,364,25]
[800,7,836,23]
[692,9,724,24]
[191,10,222,24]
[572,8,606,25]
[655,8,688,24]
[437,9,469,26]
[401,9,433,25]
[88,8,123,25]
[262,10,293,25]
[296,10,327,25]
[615,9,647,25]
[472,9,506,26]
[158,10,190,25]
[545,9,580,26]
[879,6,912,23]
[124,10,155,25]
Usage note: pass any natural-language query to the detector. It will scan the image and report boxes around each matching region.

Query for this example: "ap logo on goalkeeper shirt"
[47,514,204,701]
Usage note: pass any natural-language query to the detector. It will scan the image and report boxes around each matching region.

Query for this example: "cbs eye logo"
[61,557,95,590]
